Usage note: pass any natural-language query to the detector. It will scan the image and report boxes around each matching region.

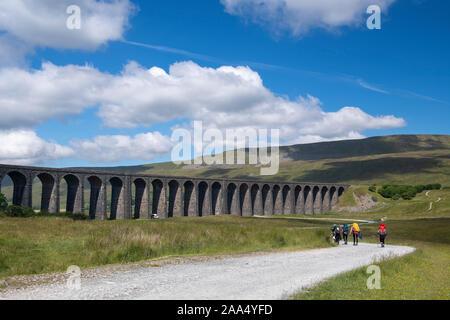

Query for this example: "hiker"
[378,223,387,247]
[342,223,349,245]
[351,222,360,246]
[331,224,341,244]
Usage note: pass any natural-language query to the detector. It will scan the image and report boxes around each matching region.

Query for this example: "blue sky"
[0,0,448,168]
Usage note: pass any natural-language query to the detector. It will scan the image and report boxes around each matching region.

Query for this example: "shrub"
[36,211,51,217]
[2,206,89,220]
[379,185,419,200]
[65,212,89,221]
[4,205,35,218]
[73,214,88,221]
[415,185,425,193]
[392,194,400,200]
[0,193,7,211]
[433,184,442,190]
[443,186,450,190]
[401,192,413,200]
[368,185,377,193]
[425,184,442,190]
[378,183,440,200]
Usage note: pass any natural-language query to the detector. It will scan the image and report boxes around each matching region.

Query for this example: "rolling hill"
[115,134,450,185]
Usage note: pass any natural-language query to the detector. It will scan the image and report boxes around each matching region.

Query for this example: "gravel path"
[0,243,414,300]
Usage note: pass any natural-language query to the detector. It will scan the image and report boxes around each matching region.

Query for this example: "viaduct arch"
[0,164,349,220]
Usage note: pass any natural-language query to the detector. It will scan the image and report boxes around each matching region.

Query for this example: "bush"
[379,185,420,200]
[73,214,88,221]
[4,205,35,218]
[2,206,89,220]
[35,211,51,217]
[0,193,7,211]
[378,183,441,200]
[443,186,450,190]
[424,184,441,190]
[415,185,425,193]
[65,212,89,221]
[368,185,377,193]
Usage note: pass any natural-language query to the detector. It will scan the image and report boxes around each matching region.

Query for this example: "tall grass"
[0,215,330,279]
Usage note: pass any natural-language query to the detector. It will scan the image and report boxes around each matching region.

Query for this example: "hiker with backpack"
[342,224,349,245]
[351,222,360,246]
[378,223,387,247]
[330,224,341,244]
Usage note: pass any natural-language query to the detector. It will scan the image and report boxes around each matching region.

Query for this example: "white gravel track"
[0,243,414,300]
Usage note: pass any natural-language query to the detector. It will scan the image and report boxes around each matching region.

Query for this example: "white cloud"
[0,129,174,165]
[94,61,406,143]
[0,62,106,128]
[221,0,396,36]
[0,130,74,165]
[0,0,134,67]
[70,132,174,163]
[0,60,406,146]
[296,106,405,140]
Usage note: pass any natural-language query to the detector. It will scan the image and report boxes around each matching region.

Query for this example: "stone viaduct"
[0,164,349,220]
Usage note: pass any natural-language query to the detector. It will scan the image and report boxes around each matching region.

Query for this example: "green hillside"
[132,134,450,185]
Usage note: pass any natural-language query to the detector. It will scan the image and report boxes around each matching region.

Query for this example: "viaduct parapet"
[0,164,349,220]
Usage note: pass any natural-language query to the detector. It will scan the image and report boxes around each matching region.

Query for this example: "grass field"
[291,218,450,300]
[228,188,450,300]
[282,188,449,300]
[0,171,449,298]
[0,215,332,279]
[288,188,450,300]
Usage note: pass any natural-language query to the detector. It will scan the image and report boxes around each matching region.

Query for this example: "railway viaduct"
[0,164,349,220]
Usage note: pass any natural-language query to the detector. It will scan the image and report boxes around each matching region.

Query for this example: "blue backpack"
[343,224,349,234]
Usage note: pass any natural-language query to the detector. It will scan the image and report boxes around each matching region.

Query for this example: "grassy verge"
[291,218,450,300]
[0,215,331,279]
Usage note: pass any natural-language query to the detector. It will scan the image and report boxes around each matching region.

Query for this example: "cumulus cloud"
[221,0,396,36]
[70,132,174,163]
[0,130,74,165]
[0,60,406,146]
[0,129,174,165]
[0,0,134,67]
[0,62,106,128]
